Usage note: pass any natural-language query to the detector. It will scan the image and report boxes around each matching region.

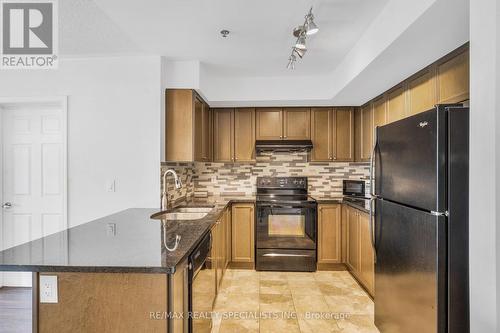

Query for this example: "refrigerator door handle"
[369,197,377,263]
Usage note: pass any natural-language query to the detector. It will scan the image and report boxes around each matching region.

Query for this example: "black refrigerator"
[372,105,469,333]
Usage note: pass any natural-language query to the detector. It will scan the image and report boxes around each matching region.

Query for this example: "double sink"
[150,206,214,221]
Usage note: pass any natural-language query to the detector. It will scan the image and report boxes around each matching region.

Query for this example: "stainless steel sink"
[150,206,214,221]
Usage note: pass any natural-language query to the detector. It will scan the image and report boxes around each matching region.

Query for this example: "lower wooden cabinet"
[343,204,375,297]
[231,203,255,264]
[211,207,232,292]
[317,204,342,264]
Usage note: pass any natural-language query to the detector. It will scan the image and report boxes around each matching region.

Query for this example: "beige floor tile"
[297,318,342,333]
[231,269,260,279]
[288,280,323,295]
[292,294,330,313]
[260,318,301,333]
[286,272,317,282]
[259,279,290,295]
[218,318,259,333]
[259,293,295,313]
[259,271,288,281]
[222,277,259,294]
[337,315,380,333]
[324,294,374,315]
[214,292,260,312]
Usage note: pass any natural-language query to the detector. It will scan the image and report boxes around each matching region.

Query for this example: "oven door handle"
[258,203,316,209]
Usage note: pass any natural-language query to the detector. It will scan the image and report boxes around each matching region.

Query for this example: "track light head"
[294,47,307,58]
[305,15,319,35]
[287,54,297,70]
[295,34,307,50]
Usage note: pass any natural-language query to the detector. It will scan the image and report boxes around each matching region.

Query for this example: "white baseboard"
[2,272,32,287]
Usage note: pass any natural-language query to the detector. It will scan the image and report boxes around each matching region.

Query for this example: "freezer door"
[374,198,446,333]
[375,106,447,212]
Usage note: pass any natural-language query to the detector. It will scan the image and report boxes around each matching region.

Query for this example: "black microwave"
[343,180,366,197]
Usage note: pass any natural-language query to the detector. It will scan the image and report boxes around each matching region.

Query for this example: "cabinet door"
[256,108,283,140]
[318,204,342,264]
[386,85,407,123]
[310,108,333,162]
[201,103,211,161]
[354,109,362,162]
[231,203,255,263]
[216,220,223,288]
[372,96,387,139]
[359,212,375,296]
[334,108,354,161]
[172,259,188,333]
[213,109,234,162]
[437,49,469,103]
[234,108,256,162]
[225,208,232,268]
[283,108,311,140]
[360,104,373,161]
[346,207,360,273]
[407,66,437,116]
[193,96,204,161]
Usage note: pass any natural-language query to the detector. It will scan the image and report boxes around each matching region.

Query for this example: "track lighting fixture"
[286,7,319,69]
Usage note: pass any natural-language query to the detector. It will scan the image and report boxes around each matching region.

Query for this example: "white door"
[1,105,67,287]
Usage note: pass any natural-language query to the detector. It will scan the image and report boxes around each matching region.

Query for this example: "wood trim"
[32,272,39,333]
[228,262,255,269]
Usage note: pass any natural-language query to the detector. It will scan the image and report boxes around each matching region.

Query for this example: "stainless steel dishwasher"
[188,231,216,333]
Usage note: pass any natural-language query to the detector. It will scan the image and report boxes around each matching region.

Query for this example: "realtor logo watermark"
[1,0,58,69]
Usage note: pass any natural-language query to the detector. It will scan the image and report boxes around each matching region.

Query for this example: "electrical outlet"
[106,223,116,237]
[106,180,116,192]
[40,275,58,303]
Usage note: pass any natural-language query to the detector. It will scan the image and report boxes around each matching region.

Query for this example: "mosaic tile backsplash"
[162,152,370,203]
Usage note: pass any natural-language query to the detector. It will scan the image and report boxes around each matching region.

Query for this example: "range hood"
[255,139,313,153]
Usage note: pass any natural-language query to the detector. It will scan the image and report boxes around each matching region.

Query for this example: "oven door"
[256,202,317,250]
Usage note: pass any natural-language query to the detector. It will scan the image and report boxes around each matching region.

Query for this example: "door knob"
[2,202,12,209]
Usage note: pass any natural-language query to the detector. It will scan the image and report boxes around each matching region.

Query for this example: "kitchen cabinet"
[360,103,373,161]
[283,108,311,140]
[256,108,311,140]
[165,89,212,162]
[311,108,354,162]
[318,204,342,264]
[225,207,232,268]
[172,259,189,333]
[213,109,234,162]
[407,66,437,116]
[256,108,283,140]
[231,203,255,265]
[354,109,362,162]
[386,85,407,123]
[359,212,375,295]
[234,108,256,162]
[437,48,469,103]
[346,205,361,273]
[344,204,375,297]
[372,96,387,138]
[214,108,255,163]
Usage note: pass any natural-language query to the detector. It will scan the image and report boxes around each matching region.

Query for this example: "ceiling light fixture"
[220,30,230,38]
[286,7,319,69]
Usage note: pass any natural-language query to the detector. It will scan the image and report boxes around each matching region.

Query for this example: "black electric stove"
[255,177,317,272]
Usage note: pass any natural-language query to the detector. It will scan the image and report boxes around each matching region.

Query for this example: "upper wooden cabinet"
[360,104,373,162]
[354,109,362,162]
[165,89,211,162]
[311,108,353,162]
[407,66,437,116]
[372,96,387,137]
[256,108,311,140]
[318,204,342,264]
[437,48,469,104]
[256,108,283,140]
[283,108,311,140]
[386,85,407,123]
[234,108,256,162]
[213,108,255,163]
[213,109,234,162]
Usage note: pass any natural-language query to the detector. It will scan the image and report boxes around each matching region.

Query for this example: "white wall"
[0,56,162,227]
[469,0,498,331]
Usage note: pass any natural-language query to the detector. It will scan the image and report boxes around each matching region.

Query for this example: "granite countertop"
[0,196,255,274]
[312,195,370,213]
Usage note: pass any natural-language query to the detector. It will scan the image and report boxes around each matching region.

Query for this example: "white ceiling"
[61,0,389,77]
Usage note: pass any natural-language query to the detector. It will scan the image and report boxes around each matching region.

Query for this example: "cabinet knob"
[333,156,337,160]
[284,136,287,139]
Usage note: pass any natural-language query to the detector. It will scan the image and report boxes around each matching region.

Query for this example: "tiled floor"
[212,269,380,333]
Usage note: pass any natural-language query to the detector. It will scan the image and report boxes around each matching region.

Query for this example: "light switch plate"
[106,223,116,237]
[106,180,116,192]
[40,275,58,303]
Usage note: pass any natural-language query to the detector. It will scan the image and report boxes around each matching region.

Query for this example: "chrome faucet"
[161,169,182,211]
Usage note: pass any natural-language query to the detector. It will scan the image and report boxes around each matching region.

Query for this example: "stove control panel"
[257,177,308,189]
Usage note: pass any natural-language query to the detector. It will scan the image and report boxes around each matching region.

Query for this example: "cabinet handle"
[333,156,337,160]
